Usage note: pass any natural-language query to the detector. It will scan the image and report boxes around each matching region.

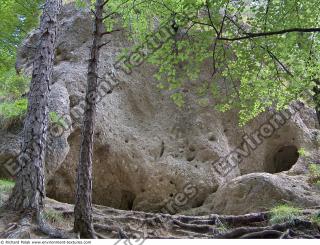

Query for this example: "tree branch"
[205,0,219,36]
[102,12,116,20]
[218,27,320,41]
[100,29,122,36]
[101,0,110,8]
[98,41,111,49]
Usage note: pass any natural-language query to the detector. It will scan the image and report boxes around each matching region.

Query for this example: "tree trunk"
[313,80,320,127]
[74,0,105,238]
[7,0,62,212]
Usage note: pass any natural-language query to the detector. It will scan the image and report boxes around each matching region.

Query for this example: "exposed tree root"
[172,219,214,233]
[1,201,320,239]
[217,212,269,226]
[214,219,316,239]
[0,211,33,239]
[36,211,77,238]
[279,229,293,239]
[0,209,77,239]
[174,212,269,226]
[239,229,283,238]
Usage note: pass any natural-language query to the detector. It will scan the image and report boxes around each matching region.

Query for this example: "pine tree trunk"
[313,80,320,126]
[74,0,105,238]
[7,0,62,212]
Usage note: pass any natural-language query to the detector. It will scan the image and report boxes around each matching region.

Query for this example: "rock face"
[1,3,320,214]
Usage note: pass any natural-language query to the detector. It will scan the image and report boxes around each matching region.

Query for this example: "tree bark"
[74,0,105,239]
[7,0,62,212]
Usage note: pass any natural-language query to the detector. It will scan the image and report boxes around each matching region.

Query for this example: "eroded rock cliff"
[1,3,320,215]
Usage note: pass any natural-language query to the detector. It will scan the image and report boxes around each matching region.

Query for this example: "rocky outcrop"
[1,3,320,214]
[183,173,320,215]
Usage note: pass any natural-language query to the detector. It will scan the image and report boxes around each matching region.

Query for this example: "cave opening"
[266,145,299,173]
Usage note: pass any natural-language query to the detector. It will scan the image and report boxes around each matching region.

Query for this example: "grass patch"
[269,204,302,224]
[0,179,15,193]
[0,179,15,206]
[215,217,229,233]
[311,212,320,226]
[43,209,65,225]
[309,163,320,185]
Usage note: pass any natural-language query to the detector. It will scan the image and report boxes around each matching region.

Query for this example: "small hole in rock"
[208,134,216,141]
[189,145,196,152]
[187,155,195,162]
[119,190,136,210]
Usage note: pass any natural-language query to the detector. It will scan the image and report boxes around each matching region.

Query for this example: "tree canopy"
[108,0,320,124]
[2,0,320,125]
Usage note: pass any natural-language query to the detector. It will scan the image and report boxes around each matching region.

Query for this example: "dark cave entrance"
[266,145,299,173]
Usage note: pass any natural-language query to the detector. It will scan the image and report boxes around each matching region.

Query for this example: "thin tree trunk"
[7,0,62,212]
[313,80,320,127]
[74,0,105,238]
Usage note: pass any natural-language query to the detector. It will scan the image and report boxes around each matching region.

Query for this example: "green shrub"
[0,98,28,129]
[269,204,302,224]
[298,148,308,157]
[0,69,30,100]
[309,163,320,184]
[49,111,67,128]
[0,98,28,119]
[0,69,30,126]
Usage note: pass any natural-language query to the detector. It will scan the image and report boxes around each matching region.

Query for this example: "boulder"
[183,173,320,215]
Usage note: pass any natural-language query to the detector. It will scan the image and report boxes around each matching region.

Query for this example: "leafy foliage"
[0,0,41,121]
[0,70,30,100]
[107,0,320,124]
[3,0,320,126]
[269,204,302,224]
[0,0,42,70]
